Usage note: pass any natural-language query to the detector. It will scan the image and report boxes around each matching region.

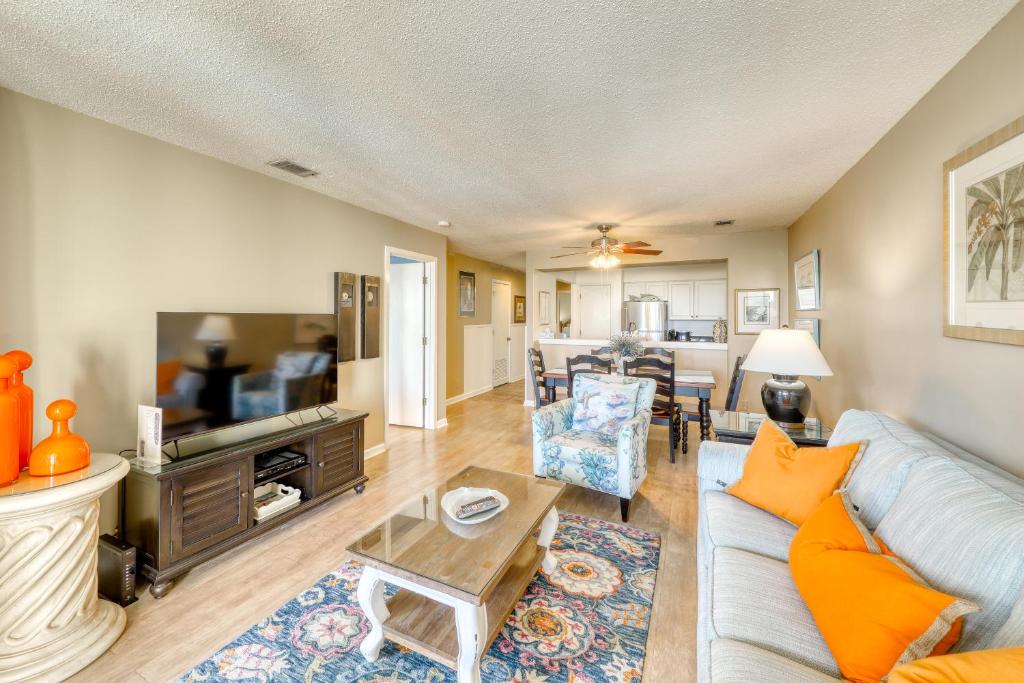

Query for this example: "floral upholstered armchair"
[532,372,655,522]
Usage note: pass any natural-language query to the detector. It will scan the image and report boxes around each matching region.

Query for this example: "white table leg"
[538,505,559,574]
[357,566,390,661]
[455,600,487,683]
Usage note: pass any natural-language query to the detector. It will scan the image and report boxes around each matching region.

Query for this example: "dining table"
[540,368,718,441]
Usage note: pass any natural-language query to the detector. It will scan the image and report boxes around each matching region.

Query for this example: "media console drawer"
[125,411,368,599]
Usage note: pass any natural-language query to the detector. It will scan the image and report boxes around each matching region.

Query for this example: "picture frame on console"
[944,114,1024,346]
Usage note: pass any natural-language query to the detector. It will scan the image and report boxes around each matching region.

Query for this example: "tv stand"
[124,409,368,598]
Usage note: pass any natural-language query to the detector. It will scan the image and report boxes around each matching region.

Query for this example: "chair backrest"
[527,348,547,406]
[567,354,612,397]
[571,372,657,414]
[725,354,746,411]
[590,346,614,362]
[644,347,674,363]
[624,355,675,416]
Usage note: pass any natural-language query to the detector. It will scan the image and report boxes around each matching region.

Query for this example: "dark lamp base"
[761,374,811,427]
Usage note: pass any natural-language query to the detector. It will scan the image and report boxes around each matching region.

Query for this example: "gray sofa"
[696,409,1024,682]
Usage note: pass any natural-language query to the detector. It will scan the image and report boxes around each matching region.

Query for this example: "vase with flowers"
[609,332,645,374]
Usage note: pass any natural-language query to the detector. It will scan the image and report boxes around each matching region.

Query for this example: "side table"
[0,453,130,682]
[709,410,833,446]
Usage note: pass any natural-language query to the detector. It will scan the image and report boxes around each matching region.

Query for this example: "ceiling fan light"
[606,254,620,267]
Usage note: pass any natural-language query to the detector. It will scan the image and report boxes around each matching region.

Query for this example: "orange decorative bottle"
[0,358,19,486]
[29,399,91,477]
[4,350,33,470]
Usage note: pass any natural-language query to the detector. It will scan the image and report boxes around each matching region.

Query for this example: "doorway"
[492,279,512,386]
[384,247,437,431]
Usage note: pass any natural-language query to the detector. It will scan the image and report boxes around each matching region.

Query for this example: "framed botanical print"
[538,291,551,325]
[734,288,780,334]
[794,250,821,311]
[458,271,476,317]
[945,115,1024,345]
[793,318,821,347]
[513,295,526,323]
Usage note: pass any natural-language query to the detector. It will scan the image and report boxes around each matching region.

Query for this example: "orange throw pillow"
[727,420,864,525]
[789,493,979,683]
[889,648,1024,682]
[156,359,182,396]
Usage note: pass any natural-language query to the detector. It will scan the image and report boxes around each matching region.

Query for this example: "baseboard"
[445,385,493,406]
[364,443,388,459]
[433,418,449,429]
[523,399,536,407]
[510,374,525,382]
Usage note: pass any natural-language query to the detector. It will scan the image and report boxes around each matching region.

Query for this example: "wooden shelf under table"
[381,541,545,668]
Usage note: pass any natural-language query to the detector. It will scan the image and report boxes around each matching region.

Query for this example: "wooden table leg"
[699,396,711,441]
[455,600,487,683]
[357,566,390,662]
[545,379,556,403]
[538,506,559,574]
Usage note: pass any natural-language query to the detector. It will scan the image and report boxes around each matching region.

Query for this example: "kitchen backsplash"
[668,319,715,337]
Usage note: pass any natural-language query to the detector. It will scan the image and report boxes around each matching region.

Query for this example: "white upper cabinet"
[623,282,645,300]
[694,279,727,319]
[645,281,669,301]
[668,281,694,319]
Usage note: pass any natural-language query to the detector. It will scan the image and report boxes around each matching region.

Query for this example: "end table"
[710,410,832,446]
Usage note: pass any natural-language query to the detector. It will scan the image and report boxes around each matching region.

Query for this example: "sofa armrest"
[697,440,751,491]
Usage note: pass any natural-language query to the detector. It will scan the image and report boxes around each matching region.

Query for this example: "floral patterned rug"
[179,512,660,683]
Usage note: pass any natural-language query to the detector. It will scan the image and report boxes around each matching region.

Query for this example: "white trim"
[446,386,493,406]
[433,418,449,429]
[523,399,536,407]
[365,442,388,459]
[383,246,438,440]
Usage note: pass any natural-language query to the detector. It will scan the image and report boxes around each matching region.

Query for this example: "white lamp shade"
[741,328,832,377]
[195,314,236,342]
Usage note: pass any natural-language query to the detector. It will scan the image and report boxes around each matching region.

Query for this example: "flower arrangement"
[609,332,645,360]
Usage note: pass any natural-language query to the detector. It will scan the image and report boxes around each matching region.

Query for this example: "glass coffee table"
[347,466,564,683]
[710,410,833,446]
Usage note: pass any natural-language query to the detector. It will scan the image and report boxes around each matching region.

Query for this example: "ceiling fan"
[551,224,663,268]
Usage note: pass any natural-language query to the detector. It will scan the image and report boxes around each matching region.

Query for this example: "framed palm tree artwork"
[945,115,1024,345]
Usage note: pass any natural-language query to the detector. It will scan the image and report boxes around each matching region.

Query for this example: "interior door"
[492,281,511,386]
[388,260,425,427]
[579,284,612,338]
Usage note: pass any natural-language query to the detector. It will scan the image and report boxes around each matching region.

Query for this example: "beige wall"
[0,88,448,530]
[446,251,525,398]
[526,229,790,410]
[787,4,1024,476]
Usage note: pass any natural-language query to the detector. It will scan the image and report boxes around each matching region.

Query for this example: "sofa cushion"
[888,647,1024,683]
[571,375,641,435]
[828,410,950,529]
[704,491,796,562]
[710,639,838,683]
[712,547,840,677]
[876,456,1024,652]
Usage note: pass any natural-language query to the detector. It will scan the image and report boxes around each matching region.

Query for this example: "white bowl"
[440,487,509,525]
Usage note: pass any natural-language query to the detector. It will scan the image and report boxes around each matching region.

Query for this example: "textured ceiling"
[0,1,1016,268]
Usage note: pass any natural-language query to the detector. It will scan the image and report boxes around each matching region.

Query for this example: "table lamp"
[741,328,832,428]
[195,314,236,368]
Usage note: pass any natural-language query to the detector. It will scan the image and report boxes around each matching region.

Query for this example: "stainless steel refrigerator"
[622,298,668,341]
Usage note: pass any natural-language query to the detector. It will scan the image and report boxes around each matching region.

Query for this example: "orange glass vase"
[0,358,19,486]
[29,399,91,477]
[4,350,33,470]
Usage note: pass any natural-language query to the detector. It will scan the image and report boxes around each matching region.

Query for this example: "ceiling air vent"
[268,159,318,178]
[714,219,735,227]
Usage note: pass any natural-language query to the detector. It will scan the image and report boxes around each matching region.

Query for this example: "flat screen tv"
[156,312,337,437]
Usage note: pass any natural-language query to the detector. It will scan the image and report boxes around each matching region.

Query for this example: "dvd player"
[254,450,308,484]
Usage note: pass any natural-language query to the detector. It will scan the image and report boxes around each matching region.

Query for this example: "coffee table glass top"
[347,466,563,598]
[710,410,832,442]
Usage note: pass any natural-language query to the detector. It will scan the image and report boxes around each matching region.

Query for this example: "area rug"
[179,512,660,682]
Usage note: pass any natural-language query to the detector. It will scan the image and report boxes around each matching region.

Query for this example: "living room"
[1,2,1023,682]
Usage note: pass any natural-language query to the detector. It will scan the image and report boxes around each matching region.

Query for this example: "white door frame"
[491,278,512,387]
[383,246,438,441]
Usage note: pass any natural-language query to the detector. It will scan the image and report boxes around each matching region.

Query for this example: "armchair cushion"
[540,429,620,495]
[570,375,641,435]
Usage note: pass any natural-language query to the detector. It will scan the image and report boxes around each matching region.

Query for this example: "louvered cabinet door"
[314,422,363,496]
[167,458,251,563]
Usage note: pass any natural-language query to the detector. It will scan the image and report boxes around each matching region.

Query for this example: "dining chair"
[566,354,612,397]
[624,355,682,463]
[527,348,549,407]
[680,354,745,454]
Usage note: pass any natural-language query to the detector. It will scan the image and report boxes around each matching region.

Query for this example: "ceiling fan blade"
[622,241,651,248]
[561,246,587,249]
[621,248,663,255]
[550,251,591,258]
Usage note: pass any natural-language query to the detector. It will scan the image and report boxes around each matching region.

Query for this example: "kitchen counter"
[537,337,727,351]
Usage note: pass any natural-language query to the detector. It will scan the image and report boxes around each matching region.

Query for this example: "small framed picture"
[794,250,821,311]
[538,291,551,325]
[793,318,821,347]
[734,288,780,334]
[513,295,526,323]
[458,271,476,317]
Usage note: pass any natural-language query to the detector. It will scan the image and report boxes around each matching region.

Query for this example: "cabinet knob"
[319,462,325,468]
[242,491,248,499]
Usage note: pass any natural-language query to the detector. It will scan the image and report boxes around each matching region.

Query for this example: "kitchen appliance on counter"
[622,297,668,341]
